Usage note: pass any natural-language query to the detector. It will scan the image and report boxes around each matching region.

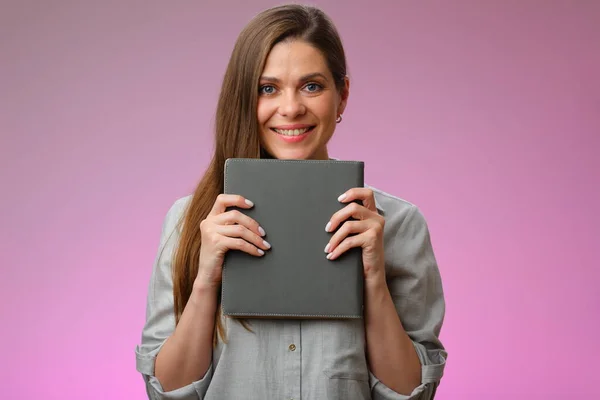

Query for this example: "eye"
[304,82,323,93]
[259,85,276,95]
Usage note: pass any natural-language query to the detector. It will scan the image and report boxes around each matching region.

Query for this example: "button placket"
[283,321,301,400]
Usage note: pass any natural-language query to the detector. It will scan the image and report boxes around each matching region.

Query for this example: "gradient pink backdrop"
[2,1,599,399]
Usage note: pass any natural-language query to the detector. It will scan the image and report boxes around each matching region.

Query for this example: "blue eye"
[305,83,322,92]
[259,85,276,95]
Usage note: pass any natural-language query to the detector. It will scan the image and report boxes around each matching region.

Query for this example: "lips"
[270,125,316,137]
[270,125,315,143]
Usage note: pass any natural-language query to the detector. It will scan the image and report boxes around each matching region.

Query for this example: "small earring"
[336,114,343,123]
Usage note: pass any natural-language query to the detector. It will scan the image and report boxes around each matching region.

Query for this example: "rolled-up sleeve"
[370,204,447,400]
[135,197,213,399]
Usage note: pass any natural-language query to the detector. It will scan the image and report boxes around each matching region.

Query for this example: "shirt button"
[288,344,296,351]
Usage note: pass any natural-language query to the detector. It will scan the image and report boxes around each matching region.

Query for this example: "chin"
[267,148,314,160]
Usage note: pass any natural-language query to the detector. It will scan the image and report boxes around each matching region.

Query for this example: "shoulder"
[168,194,193,217]
[365,184,430,233]
[367,184,415,213]
[159,194,193,239]
[165,194,193,222]
[366,186,439,275]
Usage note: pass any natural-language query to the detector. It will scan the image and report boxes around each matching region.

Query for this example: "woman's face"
[257,39,349,160]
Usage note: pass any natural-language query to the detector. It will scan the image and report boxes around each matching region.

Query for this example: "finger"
[324,220,371,254]
[216,224,271,251]
[222,236,266,257]
[337,188,377,212]
[326,232,368,261]
[326,202,371,233]
[209,194,254,217]
[214,209,266,237]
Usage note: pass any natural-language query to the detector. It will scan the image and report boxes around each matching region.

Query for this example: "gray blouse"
[135,185,447,399]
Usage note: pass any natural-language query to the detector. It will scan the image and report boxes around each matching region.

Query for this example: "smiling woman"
[257,40,348,160]
[135,4,447,400]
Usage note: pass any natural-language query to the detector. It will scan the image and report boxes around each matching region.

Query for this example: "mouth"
[270,126,316,137]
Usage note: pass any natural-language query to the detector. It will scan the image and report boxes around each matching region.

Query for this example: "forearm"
[154,283,217,391]
[365,279,421,395]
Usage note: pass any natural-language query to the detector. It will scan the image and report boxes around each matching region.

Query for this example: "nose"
[277,91,306,118]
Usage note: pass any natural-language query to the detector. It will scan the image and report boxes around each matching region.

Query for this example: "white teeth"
[274,128,310,136]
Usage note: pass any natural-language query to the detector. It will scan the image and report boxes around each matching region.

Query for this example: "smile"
[271,126,315,136]
[270,126,315,143]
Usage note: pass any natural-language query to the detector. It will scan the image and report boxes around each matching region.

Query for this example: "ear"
[337,75,350,115]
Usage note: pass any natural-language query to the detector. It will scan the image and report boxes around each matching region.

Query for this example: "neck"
[311,146,330,160]
[260,147,275,159]
[259,147,330,160]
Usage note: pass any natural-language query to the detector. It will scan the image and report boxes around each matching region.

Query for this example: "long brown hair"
[172,4,348,346]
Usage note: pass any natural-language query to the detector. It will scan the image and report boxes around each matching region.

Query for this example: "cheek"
[311,95,338,120]
[257,98,274,126]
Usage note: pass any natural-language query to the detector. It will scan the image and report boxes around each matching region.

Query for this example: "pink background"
[2,1,599,399]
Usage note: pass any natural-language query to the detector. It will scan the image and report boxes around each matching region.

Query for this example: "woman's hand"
[324,188,386,285]
[196,194,271,289]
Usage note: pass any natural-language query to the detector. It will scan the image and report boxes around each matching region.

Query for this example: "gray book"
[221,158,365,319]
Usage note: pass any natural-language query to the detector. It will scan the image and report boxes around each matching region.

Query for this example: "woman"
[135,4,447,400]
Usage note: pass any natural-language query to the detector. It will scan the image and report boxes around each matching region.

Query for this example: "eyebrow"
[259,72,329,83]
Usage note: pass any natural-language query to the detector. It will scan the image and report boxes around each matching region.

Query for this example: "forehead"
[261,40,329,78]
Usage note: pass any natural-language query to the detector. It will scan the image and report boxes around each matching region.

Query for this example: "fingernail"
[245,199,254,207]
[338,193,347,202]
[258,249,265,256]
[324,243,330,253]
[258,226,266,236]
[325,221,332,232]
[263,240,271,249]
[326,253,333,260]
